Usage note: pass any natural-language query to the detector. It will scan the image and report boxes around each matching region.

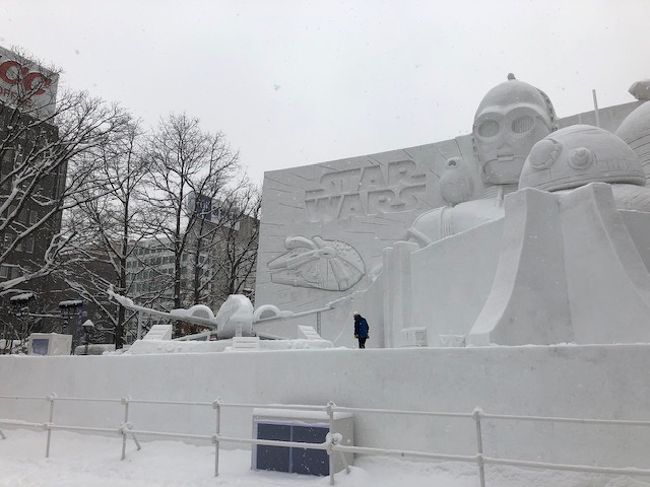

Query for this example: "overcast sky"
[0,0,648,185]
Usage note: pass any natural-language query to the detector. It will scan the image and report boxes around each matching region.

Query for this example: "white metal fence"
[2,393,650,486]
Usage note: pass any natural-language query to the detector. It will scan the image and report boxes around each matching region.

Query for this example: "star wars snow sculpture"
[407,75,557,247]
[268,235,365,291]
[628,80,650,101]
[468,125,650,345]
[519,125,645,190]
[439,157,475,206]
[377,124,650,347]
[521,123,650,211]
[474,73,558,186]
[107,289,255,339]
[107,287,339,349]
[616,101,650,182]
[213,295,255,337]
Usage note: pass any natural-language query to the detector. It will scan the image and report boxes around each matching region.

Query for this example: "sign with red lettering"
[0,46,58,119]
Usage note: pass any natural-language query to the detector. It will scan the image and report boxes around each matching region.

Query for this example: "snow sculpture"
[107,288,254,339]
[520,125,646,190]
[107,286,341,345]
[214,295,254,338]
[374,122,650,347]
[473,74,558,186]
[520,124,650,211]
[616,102,650,181]
[171,304,215,321]
[438,157,475,206]
[268,235,365,291]
[468,126,650,345]
[628,80,650,101]
[406,75,557,247]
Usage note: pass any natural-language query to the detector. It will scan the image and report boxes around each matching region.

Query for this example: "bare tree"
[221,187,260,302]
[60,118,155,348]
[0,87,130,293]
[188,182,261,306]
[142,113,239,311]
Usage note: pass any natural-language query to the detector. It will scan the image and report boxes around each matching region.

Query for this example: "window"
[1,175,12,192]
[0,265,18,279]
[3,233,14,248]
[24,236,34,254]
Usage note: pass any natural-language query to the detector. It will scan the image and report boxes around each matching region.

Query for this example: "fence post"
[45,393,56,458]
[473,407,486,487]
[121,396,130,460]
[326,401,336,485]
[212,398,222,477]
[316,311,322,335]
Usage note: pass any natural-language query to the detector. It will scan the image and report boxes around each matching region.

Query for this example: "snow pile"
[9,292,34,302]
[0,429,649,487]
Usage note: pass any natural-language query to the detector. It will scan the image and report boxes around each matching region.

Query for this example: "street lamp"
[58,300,83,353]
[81,319,94,355]
[9,292,35,316]
[5,292,36,354]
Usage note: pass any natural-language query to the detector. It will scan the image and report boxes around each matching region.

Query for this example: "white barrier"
[2,394,650,487]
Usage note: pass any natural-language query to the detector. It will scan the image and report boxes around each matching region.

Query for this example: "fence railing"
[2,394,650,486]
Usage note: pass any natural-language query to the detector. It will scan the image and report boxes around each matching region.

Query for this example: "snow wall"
[1,345,650,469]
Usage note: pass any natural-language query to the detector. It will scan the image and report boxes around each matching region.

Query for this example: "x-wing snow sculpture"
[107,287,345,340]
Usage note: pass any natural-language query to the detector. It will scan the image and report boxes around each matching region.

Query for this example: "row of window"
[131,281,214,295]
[131,246,169,256]
[0,264,20,279]
[126,253,211,269]
[129,267,213,279]
[127,254,175,267]
[0,206,39,226]
[132,281,168,294]
[1,233,35,253]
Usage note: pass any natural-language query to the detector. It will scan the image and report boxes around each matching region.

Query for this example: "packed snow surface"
[1,429,649,487]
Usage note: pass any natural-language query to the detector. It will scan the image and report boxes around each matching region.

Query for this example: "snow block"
[469,183,650,345]
[469,187,572,345]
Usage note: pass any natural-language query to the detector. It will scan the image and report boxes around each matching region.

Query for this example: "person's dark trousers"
[358,337,367,349]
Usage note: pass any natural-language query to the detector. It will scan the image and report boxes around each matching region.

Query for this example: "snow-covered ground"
[0,429,649,487]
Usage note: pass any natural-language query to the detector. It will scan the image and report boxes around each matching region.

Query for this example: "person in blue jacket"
[353,312,369,349]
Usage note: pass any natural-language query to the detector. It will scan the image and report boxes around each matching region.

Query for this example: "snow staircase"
[143,325,173,341]
[297,325,323,340]
[231,336,260,351]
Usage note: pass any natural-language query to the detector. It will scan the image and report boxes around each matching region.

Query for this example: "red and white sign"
[0,46,58,119]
